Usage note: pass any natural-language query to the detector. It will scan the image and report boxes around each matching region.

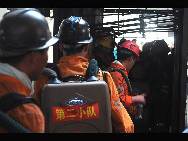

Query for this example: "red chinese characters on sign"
[51,103,100,123]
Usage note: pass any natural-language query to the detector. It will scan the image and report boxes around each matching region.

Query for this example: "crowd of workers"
[0,8,173,133]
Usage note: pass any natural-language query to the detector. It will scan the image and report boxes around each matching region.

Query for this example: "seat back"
[41,81,112,133]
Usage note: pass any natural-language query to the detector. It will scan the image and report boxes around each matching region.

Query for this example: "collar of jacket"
[111,60,128,75]
[57,55,89,78]
[0,63,33,95]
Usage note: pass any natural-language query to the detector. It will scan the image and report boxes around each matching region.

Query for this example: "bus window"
[45,10,54,63]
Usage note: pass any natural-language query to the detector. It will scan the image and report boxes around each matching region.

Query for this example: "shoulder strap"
[0,93,36,113]
[109,68,133,94]
[0,110,31,133]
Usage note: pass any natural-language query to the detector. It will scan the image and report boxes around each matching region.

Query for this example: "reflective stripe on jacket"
[0,74,45,133]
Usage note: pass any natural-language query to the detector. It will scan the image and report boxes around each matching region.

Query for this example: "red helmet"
[119,40,141,57]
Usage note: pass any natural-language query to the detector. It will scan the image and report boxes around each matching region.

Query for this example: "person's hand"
[132,94,146,104]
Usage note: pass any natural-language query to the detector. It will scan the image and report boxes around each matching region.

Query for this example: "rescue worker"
[109,40,146,131]
[0,8,58,132]
[110,40,146,105]
[55,16,134,133]
[141,40,172,132]
[92,27,116,71]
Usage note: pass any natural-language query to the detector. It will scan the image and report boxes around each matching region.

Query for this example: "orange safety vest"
[0,74,45,133]
[57,55,134,133]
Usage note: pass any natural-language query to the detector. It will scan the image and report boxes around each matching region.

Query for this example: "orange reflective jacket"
[57,55,134,133]
[110,61,133,106]
[0,74,45,133]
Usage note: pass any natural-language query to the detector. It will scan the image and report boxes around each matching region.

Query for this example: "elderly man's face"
[30,48,49,81]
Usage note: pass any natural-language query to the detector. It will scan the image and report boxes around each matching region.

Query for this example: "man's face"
[30,48,49,81]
